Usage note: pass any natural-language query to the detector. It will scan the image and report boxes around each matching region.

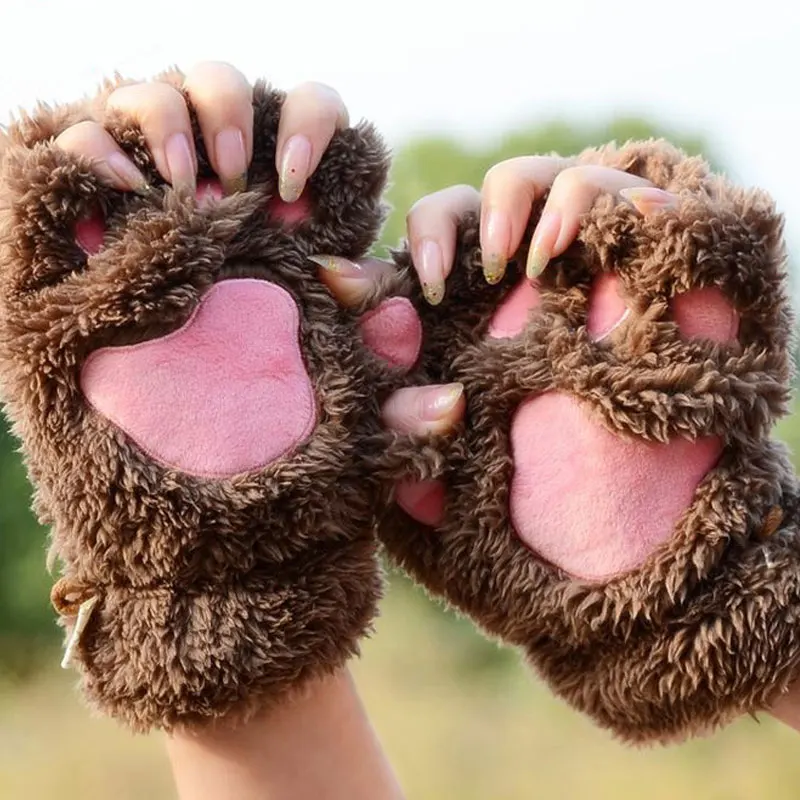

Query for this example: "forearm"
[770,681,800,733]
[165,668,404,800]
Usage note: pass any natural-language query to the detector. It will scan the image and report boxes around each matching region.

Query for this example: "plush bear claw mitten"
[381,140,800,744]
[0,77,422,732]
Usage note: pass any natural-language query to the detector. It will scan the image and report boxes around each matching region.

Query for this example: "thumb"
[381,384,465,435]
[309,254,394,308]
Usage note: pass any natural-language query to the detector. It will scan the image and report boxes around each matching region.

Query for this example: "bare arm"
[770,683,800,733]
[165,668,404,800]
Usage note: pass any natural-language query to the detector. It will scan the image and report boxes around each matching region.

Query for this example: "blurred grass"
[3,574,800,800]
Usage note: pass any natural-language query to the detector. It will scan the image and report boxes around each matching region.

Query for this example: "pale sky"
[1,0,799,258]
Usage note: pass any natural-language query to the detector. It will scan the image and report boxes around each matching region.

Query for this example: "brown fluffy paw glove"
[381,140,800,744]
[0,78,421,731]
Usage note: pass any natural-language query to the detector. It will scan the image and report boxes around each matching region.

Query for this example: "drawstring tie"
[50,577,99,669]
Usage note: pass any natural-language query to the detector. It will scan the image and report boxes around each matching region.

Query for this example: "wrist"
[165,667,403,800]
[769,680,800,732]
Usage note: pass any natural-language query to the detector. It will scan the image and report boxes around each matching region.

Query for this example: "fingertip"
[414,238,445,306]
[526,210,562,280]
[164,131,197,192]
[423,382,464,430]
[98,153,150,194]
[382,383,465,435]
[277,82,349,202]
[432,386,466,433]
[214,127,248,195]
[480,156,565,278]
[619,187,680,216]
[105,82,197,191]
[480,207,510,284]
[405,185,482,301]
[311,254,388,307]
[278,134,312,203]
[542,164,656,261]
[54,121,149,194]
[180,62,254,194]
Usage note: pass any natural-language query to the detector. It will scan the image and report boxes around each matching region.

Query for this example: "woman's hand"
[54,61,348,199]
[54,61,404,800]
[319,160,678,523]
[400,156,673,299]
[55,67,680,528]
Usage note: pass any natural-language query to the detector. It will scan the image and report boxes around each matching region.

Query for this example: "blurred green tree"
[0,422,55,675]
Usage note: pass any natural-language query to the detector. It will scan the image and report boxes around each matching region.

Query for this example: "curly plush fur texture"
[0,78,410,732]
[380,140,800,744]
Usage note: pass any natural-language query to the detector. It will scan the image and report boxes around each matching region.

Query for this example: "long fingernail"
[420,383,464,421]
[482,208,510,284]
[105,152,150,195]
[279,135,312,203]
[417,239,445,306]
[164,132,196,192]
[214,127,248,195]
[310,254,373,306]
[526,211,561,280]
[307,254,364,277]
[619,187,678,216]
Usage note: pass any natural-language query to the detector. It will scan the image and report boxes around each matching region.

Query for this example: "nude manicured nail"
[215,127,248,195]
[420,383,464,421]
[105,152,150,195]
[307,254,364,277]
[526,211,561,280]
[482,208,510,284]
[417,238,445,306]
[310,254,373,306]
[164,132,196,191]
[619,187,678,215]
[279,135,312,203]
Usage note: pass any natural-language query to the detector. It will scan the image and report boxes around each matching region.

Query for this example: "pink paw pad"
[506,274,739,580]
[80,279,317,478]
[490,273,739,578]
[586,273,629,340]
[196,178,224,206]
[587,274,739,344]
[672,287,740,343]
[396,480,446,526]
[197,177,313,225]
[359,298,422,369]
[509,393,722,581]
[488,273,739,345]
[266,193,313,226]
[74,180,227,256]
[488,279,542,339]
[75,180,317,258]
[74,210,105,256]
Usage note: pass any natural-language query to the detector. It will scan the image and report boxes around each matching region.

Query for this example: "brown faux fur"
[0,77,410,732]
[4,74,799,747]
[379,140,800,744]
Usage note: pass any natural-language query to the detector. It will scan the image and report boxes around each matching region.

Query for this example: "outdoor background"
[2,2,800,798]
